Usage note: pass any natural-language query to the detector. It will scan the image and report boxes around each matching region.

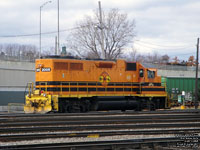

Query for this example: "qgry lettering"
[41,68,51,72]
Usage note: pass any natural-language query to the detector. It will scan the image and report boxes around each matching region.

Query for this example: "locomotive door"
[139,69,145,83]
[138,68,145,94]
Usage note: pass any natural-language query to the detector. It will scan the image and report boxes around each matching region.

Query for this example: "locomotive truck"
[24,56,168,113]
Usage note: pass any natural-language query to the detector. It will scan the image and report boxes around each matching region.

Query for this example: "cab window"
[126,63,136,71]
[139,69,144,77]
[147,70,155,78]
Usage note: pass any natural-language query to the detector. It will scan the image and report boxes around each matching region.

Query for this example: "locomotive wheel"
[84,100,90,112]
[59,102,66,113]
[135,102,142,111]
[80,104,86,112]
[148,101,156,111]
[68,105,81,113]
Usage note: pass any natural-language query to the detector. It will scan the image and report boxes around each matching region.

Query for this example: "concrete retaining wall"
[157,70,198,78]
[0,60,34,105]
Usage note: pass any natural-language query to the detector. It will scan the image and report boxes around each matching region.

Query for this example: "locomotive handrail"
[35,81,166,95]
[60,82,62,94]
[139,82,144,94]
[28,82,33,97]
[39,82,47,93]
[24,82,33,99]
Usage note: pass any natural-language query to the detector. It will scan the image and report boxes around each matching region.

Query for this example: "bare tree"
[187,55,195,66]
[171,56,179,65]
[66,9,136,59]
[0,44,39,61]
[161,54,170,64]
[121,47,137,61]
[135,54,146,63]
[129,48,138,61]
[152,52,161,63]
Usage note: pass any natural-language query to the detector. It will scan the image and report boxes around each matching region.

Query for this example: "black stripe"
[70,83,77,86]
[78,83,87,86]
[124,88,131,91]
[36,81,162,87]
[88,83,96,86]
[142,88,165,91]
[107,88,114,91]
[133,88,139,92]
[98,88,105,91]
[48,82,60,85]
[116,88,123,91]
[116,83,123,86]
[36,87,164,92]
[142,83,161,86]
[107,83,115,86]
[79,88,87,91]
[71,88,77,91]
[132,83,139,86]
[124,83,131,86]
[62,88,69,91]
[62,82,69,85]
[88,88,96,91]
[47,88,61,91]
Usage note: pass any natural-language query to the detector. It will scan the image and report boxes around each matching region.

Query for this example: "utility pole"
[55,36,57,55]
[57,0,60,55]
[195,37,199,109]
[98,1,105,59]
[39,1,51,58]
[39,6,42,58]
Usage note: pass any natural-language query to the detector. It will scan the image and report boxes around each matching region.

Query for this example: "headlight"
[43,93,46,97]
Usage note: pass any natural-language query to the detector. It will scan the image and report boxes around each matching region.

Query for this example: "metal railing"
[36,81,139,94]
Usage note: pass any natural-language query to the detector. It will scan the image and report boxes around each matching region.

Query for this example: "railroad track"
[0,109,199,118]
[1,128,200,142]
[1,137,199,150]
[0,110,200,149]
[1,115,200,127]
[1,110,200,127]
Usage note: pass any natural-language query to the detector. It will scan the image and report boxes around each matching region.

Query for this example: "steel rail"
[1,117,200,128]
[1,113,199,123]
[1,122,200,134]
[0,109,199,118]
[0,128,200,142]
[1,137,197,150]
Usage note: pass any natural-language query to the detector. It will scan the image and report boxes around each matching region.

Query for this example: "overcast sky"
[0,0,200,60]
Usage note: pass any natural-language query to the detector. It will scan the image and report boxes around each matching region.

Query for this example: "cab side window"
[139,69,144,77]
[147,70,155,78]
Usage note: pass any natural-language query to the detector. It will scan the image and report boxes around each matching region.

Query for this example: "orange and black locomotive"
[24,56,168,113]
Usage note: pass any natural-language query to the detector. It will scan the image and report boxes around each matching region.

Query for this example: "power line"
[134,42,193,50]
[134,42,195,58]
[0,29,69,38]
[169,52,195,57]
[135,40,192,48]
[0,25,89,38]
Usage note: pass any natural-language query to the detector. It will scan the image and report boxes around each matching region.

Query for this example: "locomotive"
[24,56,168,113]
